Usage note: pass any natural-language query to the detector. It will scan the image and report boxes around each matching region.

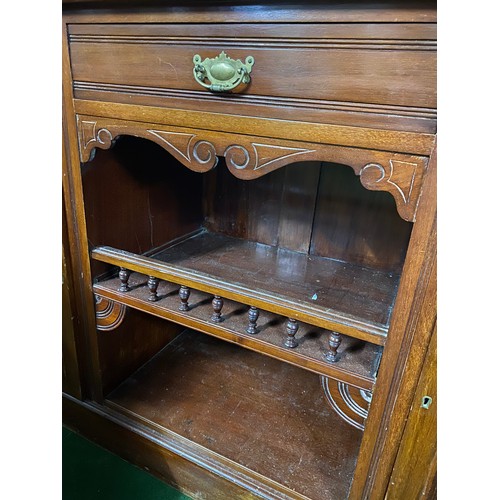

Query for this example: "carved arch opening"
[77,115,428,222]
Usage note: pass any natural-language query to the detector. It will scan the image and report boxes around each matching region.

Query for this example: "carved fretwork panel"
[76,115,428,221]
[95,294,127,331]
[77,115,217,172]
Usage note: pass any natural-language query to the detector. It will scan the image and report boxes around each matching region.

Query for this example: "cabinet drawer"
[68,23,436,133]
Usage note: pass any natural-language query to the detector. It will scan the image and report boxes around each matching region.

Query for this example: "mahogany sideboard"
[62,1,437,498]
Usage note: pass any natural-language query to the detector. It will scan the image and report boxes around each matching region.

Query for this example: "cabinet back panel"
[204,161,321,253]
[204,162,411,271]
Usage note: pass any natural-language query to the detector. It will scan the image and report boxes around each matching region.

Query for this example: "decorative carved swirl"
[320,376,371,431]
[359,160,421,221]
[224,144,253,170]
[78,119,218,172]
[78,119,115,162]
[140,130,218,172]
[95,294,127,331]
[76,115,427,221]
[192,140,218,167]
[360,162,386,184]
[224,143,315,179]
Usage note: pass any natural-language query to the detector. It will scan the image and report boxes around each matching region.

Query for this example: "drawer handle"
[193,51,254,93]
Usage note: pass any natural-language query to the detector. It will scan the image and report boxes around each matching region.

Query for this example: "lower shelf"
[105,330,364,500]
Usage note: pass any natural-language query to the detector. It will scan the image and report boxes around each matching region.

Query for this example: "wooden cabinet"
[62,1,436,498]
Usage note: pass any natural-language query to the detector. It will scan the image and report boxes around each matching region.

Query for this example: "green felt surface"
[62,427,192,499]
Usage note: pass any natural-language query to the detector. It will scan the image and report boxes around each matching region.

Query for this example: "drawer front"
[68,23,436,133]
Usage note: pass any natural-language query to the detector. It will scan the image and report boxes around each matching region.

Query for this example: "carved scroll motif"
[359,160,424,221]
[76,115,427,221]
[78,119,114,162]
[224,143,315,179]
[95,294,127,331]
[320,376,371,431]
[147,130,218,172]
[77,119,311,176]
[77,118,218,172]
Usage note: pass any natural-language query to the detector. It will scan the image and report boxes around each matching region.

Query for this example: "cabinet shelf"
[94,272,381,389]
[92,230,400,346]
[105,330,364,500]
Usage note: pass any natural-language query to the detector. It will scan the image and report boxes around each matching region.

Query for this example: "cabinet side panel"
[386,324,437,499]
[78,136,204,394]
[81,136,205,277]
[62,198,82,399]
[350,146,436,499]
[63,18,104,400]
[98,309,185,396]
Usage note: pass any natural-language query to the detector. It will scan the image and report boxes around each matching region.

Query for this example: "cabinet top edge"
[62,0,437,24]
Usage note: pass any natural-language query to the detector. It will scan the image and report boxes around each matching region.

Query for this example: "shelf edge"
[92,245,388,346]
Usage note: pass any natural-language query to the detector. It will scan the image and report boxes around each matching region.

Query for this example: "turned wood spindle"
[147,276,160,302]
[325,332,342,363]
[284,318,299,348]
[178,285,191,311]
[211,295,224,323]
[118,267,131,292]
[246,306,260,334]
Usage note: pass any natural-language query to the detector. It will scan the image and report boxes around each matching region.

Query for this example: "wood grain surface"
[63,1,437,24]
[68,22,436,133]
[107,330,364,500]
[386,325,437,499]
